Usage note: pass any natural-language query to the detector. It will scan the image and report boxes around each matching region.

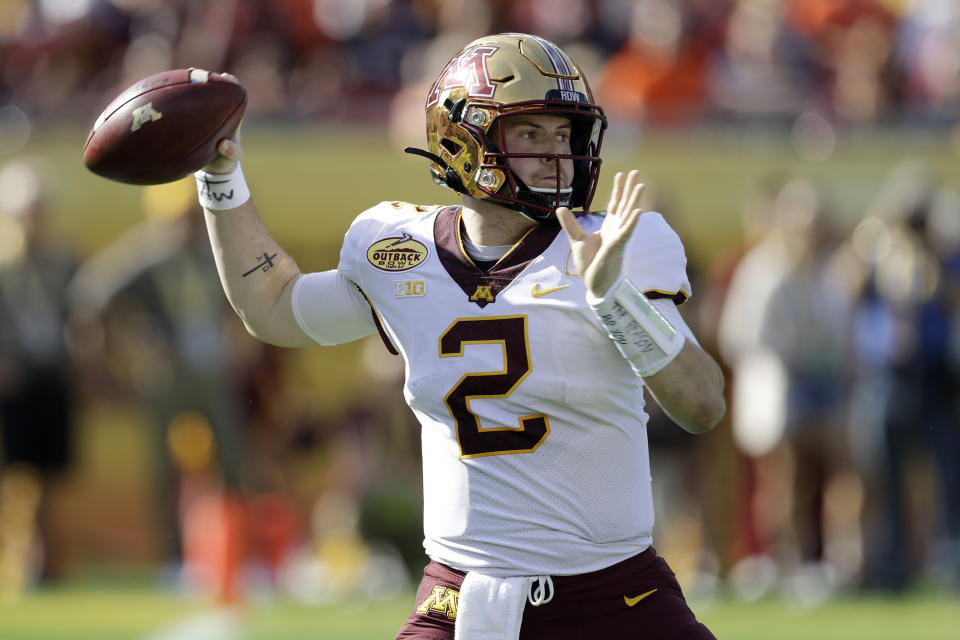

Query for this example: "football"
[82,68,246,185]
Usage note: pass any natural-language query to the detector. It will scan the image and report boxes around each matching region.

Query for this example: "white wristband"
[195,162,251,210]
[587,276,685,377]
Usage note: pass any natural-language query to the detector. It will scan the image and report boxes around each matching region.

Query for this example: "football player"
[196,33,724,640]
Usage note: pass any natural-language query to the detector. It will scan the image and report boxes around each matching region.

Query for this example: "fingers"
[607,170,645,231]
[618,170,643,214]
[607,171,624,215]
[608,170,645,215]
[203,72,243,174]
[620,197,643,237]
[623,179,645,221]
[202,135,243,174]
[216,71,243,145]
[556,207,586,242]
[217,137,244,162]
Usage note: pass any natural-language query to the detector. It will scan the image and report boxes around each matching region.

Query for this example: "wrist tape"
[195,162,251,211]
[587,276,685,377]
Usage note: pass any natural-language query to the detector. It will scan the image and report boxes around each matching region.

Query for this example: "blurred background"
[1,0,960,637]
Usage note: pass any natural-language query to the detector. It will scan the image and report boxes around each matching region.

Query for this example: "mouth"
[531,175,569,188]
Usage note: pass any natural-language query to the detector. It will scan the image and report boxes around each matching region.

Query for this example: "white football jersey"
[298,201,691,577]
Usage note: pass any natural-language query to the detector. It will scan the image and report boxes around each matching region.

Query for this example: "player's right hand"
[202,72,244,174]
[203,134,243,174]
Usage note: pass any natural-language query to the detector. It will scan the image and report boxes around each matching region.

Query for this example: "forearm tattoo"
[241,252,279,277]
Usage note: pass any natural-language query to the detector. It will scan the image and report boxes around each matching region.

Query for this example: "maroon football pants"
[395,547,715,640]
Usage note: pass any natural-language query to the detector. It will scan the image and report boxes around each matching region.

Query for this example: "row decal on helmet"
[426,45,499,108]
[528,35,575,93]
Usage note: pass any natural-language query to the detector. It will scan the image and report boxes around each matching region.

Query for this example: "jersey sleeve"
[291,271,375,345]
[336,201,400,287]
[289,202,397,346]
[622,211,692,304]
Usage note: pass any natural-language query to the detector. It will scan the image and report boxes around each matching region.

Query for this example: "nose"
[540,143,565,164]
[548,137,568,156]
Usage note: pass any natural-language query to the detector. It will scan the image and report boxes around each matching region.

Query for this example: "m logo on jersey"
[427,45,498,108]
[366,235,429,272]
[416,585,459,620]
[469,285,495,303]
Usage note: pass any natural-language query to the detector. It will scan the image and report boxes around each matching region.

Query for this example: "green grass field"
[2,585,958,640]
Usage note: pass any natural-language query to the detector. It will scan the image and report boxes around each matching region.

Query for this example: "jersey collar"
[434,206,561,308]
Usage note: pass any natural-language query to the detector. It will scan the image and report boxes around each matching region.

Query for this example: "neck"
[460,196,538,246]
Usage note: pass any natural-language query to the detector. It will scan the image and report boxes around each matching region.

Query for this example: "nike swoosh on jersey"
[531,283,570,297]
[623,588,658,607]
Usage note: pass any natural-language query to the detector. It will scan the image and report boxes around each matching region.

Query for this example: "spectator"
[595,0,719,127]
[758,182,859,599]
[708,0,816,125]
[717,176,814,598]
[0,160,77,598]
[848,162,960,591]
[69,179,256,585]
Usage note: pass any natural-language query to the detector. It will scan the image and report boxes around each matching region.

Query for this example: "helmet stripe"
[528,35,575,93]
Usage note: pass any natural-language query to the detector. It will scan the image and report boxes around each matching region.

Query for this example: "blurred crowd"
[0,0,959,135]
[0,166,418,604]
[1,0,960,610]
[702,163,960,601]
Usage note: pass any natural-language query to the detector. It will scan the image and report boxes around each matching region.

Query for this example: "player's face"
[498,114,574,190]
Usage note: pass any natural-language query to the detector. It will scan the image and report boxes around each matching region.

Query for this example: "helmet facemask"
[408,33,608,224]
[472,103,605,223]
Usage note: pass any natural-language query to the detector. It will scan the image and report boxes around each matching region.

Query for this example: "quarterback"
[197,33,724,640]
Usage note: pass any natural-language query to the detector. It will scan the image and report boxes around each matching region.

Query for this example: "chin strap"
[526,184,573,210]
[404,146,569,223]
[403,146,468,195]
[528,186,573,196]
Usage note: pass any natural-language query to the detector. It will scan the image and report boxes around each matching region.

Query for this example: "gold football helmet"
[405,33,607,222]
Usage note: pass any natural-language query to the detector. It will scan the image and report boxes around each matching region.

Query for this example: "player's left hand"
[557,170,644,298]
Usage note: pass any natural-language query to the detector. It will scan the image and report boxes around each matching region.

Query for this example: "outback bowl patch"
[366,234,429,272]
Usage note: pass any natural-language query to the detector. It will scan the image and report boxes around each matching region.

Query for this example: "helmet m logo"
[427,45,499,108]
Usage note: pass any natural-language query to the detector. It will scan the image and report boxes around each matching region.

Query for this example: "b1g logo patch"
[394,280,426,297]
[366,233,429,272]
